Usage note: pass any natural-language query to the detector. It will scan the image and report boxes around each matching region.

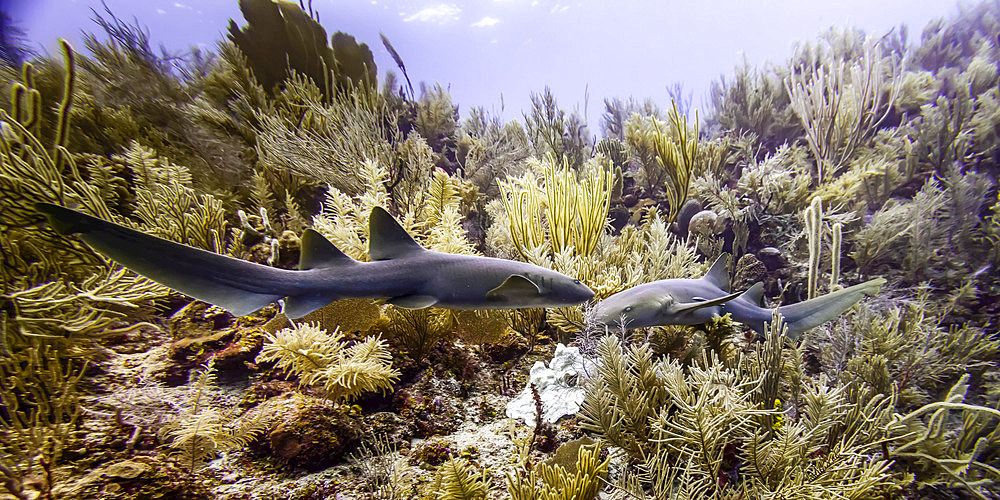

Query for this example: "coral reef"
[2,1,1000,498]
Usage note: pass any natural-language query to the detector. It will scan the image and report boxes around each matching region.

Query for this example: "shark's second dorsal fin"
[300,229,356,270]
[703,255,730,292]
[368,207,425,260]
[741,282,765,306]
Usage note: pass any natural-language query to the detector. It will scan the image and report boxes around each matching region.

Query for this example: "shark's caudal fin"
[37,203,289,317]
[778,278,887,338]
[282,229,360,318]
[368,206,425,260]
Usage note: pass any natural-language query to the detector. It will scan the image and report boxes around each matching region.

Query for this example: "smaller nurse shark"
[590,256,885,338]
[36,204,594,318]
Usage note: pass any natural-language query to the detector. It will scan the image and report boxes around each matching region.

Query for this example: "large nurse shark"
[36,204,594,318]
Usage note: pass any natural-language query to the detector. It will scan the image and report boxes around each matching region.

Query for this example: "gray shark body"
[36,204,594,318]
[590,256,885,338]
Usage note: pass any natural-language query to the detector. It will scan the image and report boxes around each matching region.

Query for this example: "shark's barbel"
[36,204,595,318]
[589,256,885,338]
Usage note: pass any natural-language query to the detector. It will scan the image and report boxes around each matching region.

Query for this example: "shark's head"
[588,286,670,329]
[488,269,595,308]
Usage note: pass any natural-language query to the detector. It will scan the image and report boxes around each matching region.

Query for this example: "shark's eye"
[624,306,632,312]
[573,279,581,285]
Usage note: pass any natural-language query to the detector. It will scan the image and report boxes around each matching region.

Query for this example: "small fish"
[36,204,594,318]
[590,255,885,338]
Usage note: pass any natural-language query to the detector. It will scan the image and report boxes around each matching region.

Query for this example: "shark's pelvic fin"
[382,294,439,309]
[299,229,356,269]
[368,207,425,260]
[283,294,339,318]
[486,274,541,300]
[703,255,730,292]
[36,203,284,317]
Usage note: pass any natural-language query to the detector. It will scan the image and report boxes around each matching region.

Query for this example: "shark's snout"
[588,296,631,328]
[570,281,596,303]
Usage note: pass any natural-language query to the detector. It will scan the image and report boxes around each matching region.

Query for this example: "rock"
[688,210,721,237]
[733,254,767,290]
[542,436,596,475]
[102,460,149,479]
[622,193,638,208]
[505,344,597,425]
[675,199,703,234]
[250,394,360,470]
[757,247,785,270]
[276,230,301,268]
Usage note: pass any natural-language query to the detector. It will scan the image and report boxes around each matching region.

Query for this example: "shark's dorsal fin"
[487,275,540,299]
[299,229,355,270]
[741,282,765,306]
[671,289,743,314]
[368,207,425,260]
[703,255,730,292]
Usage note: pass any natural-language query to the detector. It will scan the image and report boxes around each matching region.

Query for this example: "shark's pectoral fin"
[381,294,438,309]
[486,275,540,300]
[671,290,744,314]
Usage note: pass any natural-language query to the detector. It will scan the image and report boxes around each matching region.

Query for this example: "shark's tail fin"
[37,203,289,317]
[778,278,886,338]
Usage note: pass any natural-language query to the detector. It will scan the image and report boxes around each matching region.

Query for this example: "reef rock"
[505,344,597,425]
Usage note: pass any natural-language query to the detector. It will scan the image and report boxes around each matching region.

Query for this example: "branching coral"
[785,35,901,183]
[158,361,267,472]
[709,60,803,149]
[431,457,491,500]
[523,87,592,169]
[253,80,400,197]
[0,345,86,499]
[623,101,698,224]
[506,442,609,500]
[458,106,531,198]
[497,154,613,259]
[888,374,1000,497]
[851,169,993,284]
[582,325,913,498]
[256,322,400,402]
[227,0,375,100]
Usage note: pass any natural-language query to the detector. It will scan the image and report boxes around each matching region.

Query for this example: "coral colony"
[2,0,1000,498]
